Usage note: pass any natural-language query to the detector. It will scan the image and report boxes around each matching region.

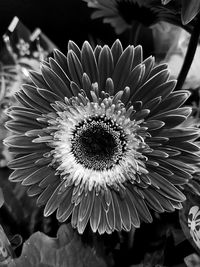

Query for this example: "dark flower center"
[71,115,127,171]
[116,1,158,26]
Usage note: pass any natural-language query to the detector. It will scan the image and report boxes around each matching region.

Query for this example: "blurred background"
[0,0,118,51]
[0,0,155,58]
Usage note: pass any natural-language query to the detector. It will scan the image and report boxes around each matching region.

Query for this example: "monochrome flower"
[83,0,183,34]
[4,39,200,234]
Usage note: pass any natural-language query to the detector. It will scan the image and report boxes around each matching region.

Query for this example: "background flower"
[4,39,200,235]
[83,0,183,34]
[188,206,200,250]
[180,191,200,254]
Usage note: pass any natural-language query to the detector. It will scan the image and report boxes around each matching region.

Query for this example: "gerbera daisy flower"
[162,0,200,24]
[83,0,183,34]
[4,40,200,234]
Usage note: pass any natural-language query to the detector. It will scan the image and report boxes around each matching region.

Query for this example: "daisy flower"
[83,0,182,34]
[4,39,200,234]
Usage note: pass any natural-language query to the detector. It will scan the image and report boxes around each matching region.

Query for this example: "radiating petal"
[81,41,99,83]
[112,45,134,92]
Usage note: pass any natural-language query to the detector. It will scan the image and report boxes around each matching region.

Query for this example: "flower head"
[4,39,200,234]
[83,0,183,34]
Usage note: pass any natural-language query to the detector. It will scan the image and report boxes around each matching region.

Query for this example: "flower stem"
[175,15,200,90]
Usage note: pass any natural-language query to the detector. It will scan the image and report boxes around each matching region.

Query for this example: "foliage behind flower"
[8,224,106,267]
[4,39,200,235]
[0,225,14,265]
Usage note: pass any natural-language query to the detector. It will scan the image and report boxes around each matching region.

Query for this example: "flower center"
[71,115,127,171]
[117,1,158,26]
